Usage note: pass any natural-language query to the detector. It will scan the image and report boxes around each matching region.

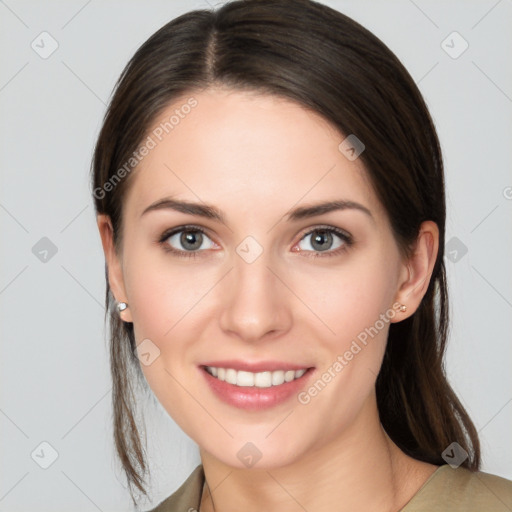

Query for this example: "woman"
[91,0,512,510]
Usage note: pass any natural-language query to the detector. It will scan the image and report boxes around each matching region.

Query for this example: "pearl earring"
[116,301,128,313]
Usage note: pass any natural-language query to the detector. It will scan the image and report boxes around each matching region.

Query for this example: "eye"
[294,226,353,257]
[159,226,217,258]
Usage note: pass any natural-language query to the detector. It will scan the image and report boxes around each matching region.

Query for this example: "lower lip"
[199,366,315,411]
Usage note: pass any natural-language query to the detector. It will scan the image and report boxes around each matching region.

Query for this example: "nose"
[218,250,292,343]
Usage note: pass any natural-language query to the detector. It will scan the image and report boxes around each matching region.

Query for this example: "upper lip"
[200,360,314,373]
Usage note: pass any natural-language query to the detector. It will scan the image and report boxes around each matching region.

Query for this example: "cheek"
[120,244,217,408]
[121,249,212,437]
[291,250,399,408]
[294,251,398,348]
[289,260,395,431]
[122,244,215,342]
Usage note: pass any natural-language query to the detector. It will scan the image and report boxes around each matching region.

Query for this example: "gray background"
[1,0,511,510]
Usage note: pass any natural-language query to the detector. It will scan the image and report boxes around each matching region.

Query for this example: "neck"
[199,394,438,512]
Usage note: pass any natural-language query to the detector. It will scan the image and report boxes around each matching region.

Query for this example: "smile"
[204,366,307,388]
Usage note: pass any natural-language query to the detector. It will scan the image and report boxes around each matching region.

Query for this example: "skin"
[98,87,440,511]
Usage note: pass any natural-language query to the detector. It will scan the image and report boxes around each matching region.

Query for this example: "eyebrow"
[140,197,373,224]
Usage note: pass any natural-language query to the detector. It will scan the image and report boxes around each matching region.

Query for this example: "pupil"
[181,231,202,250]
[312,230,332,251]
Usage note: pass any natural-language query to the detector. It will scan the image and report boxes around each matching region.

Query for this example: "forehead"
[123,87,382,222]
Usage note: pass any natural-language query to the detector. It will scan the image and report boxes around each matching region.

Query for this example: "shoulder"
[146,465,204,512]
[402,464,512,511]
[144,463,512,511]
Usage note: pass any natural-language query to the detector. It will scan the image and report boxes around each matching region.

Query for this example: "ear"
[97,214,133,323]
[391,220,439,323]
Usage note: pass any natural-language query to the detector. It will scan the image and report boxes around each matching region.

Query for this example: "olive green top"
[148,463,512,511]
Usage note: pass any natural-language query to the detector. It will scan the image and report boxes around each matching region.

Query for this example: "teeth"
[206,366,307,387]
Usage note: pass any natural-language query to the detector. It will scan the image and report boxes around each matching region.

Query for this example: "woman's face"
[106,87,410,469]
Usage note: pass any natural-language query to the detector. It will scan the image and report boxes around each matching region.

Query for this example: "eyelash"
[157,224,354,259]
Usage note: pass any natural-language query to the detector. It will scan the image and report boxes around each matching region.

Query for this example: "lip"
[200,359,311,373]
[199,364,316,411]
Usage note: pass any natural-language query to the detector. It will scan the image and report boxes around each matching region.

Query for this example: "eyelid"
[299,224,352,240]
[159,224,214,242]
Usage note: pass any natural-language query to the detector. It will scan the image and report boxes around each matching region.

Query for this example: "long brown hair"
[91,0,480,503]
